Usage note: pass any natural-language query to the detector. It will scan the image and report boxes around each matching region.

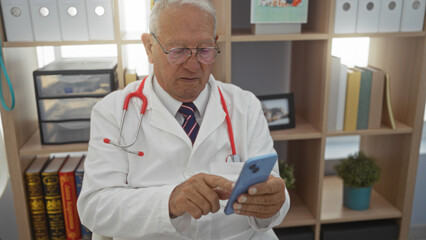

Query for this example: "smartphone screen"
[224,152,278,215]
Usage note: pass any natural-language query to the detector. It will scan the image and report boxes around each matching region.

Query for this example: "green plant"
[334,151,381,188]
[280,162,295,189]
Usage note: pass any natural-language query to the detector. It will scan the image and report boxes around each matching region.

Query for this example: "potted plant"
[279,161,295,190]
[334,151,381,210]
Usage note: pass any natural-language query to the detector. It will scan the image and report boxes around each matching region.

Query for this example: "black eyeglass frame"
[151,33,221,64]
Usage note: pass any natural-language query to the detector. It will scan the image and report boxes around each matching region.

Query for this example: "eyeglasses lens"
[168,48,218,65]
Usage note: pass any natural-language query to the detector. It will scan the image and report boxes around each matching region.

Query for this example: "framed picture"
[258,93,295,130]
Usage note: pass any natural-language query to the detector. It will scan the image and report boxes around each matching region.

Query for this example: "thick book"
[382,74,396,129]
[336,64,349,130]
[363,66,385,129]
[24,156,50,240]
[353,67,372,130]
[42,156,67,239]
[59,155,83,240]
[327,56,343,131]
[75,156,92,240]
[344,69,361,131]
[251,23,302,34]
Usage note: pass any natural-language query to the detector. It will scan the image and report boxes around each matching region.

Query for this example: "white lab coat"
[77,72,290,240]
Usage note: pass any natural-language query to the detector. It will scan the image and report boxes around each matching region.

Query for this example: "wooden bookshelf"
[0,0,425,239]
[321,176,402,224]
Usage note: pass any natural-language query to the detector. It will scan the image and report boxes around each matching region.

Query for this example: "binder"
[57,0,90,41]
[379,0,403,32]
[356,0,381,33]
[334,0,359,33]
[400,0,426,32]
[29,0,62,41]
[0,0,34,41]
[86,0,115,40]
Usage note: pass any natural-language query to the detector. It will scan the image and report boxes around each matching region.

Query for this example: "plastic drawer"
[35,73,113,98]
[40,121,90,144]
[38,98,101,121]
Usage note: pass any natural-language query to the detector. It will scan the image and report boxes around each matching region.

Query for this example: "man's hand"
[233,175,286,219]
[169,173,233,219]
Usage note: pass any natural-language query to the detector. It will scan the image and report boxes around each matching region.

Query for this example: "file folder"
[86,0,115,40]
[29,0,62,41]
[379,0,402,32]
[57,0,89,41]
[1,0,34,41]
[334,0,359,33]
[400,0,426,32]
[356,0,381,33]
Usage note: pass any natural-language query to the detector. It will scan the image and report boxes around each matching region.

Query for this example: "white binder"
[334,0,359,33]
[0,0,34,41]
[379,0,403,32]
[356,0,381,33]
[400,0,426,32]
[29,0,62,41]
[57,0,89,41]
[86,0,115,40]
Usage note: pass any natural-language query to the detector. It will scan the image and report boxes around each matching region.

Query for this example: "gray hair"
[149,0,217,36]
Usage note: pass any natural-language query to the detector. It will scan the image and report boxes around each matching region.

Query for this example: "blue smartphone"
[224,152,278,215]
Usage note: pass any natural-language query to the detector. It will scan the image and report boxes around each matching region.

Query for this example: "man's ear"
[142,33,154,64]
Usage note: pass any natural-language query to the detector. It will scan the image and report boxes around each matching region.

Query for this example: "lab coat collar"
[128,72,230,153]
[191,77,228,156]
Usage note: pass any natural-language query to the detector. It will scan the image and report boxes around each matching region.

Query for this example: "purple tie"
[178,102,200,144]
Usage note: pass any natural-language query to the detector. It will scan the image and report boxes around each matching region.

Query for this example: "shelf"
[326,121,412,137]
[321,176,402,224]
[19,130,88,155]
[2,40,117,48]
[231,29,329,42]
[331,31,426,39]
[120,31,227,44]
[271,115,321,141]
[275,190,316,228]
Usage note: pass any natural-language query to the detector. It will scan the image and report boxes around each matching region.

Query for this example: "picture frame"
[258,93,295,130]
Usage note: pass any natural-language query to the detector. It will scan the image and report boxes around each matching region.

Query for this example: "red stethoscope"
[103,76,240,162]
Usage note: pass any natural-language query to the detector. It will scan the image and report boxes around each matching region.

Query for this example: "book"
[382,74,396,129]
[353,67,373,130]
[75,156,92,240]
[42,156,67,239]
[24,156,50,240]
[59,155,83,240]
[251,0,309,23]
[363,66,385,129]
[344,69,362,131]
[336,64,349,130]
[251,23,301,34]
[327,56,342,131]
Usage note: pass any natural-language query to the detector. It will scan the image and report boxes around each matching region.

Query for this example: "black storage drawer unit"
[321,219,399,240]
[274,226,315,240]
[33,58,117,144]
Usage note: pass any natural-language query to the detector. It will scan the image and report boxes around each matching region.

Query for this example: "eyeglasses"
[151,33,220,65]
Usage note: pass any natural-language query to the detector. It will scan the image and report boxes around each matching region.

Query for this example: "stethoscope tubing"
[104,75,237,160]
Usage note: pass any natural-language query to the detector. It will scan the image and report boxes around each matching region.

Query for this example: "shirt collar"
[153,76,210,117]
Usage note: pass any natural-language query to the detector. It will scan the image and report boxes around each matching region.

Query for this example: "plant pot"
[343,185,372,210]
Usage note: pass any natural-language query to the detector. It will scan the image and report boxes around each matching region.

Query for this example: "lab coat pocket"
[209,161,244,182]
[210,161,244,208]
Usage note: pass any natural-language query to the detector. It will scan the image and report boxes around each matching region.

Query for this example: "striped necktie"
[178,102,200,144]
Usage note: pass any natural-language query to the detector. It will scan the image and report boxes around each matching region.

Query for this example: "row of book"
[24,154,92,240]
[327,56,396,132]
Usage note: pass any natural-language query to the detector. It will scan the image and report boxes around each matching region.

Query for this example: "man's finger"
[248,176,284,195]
[203,174,234,192]
[237,193,282,205]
